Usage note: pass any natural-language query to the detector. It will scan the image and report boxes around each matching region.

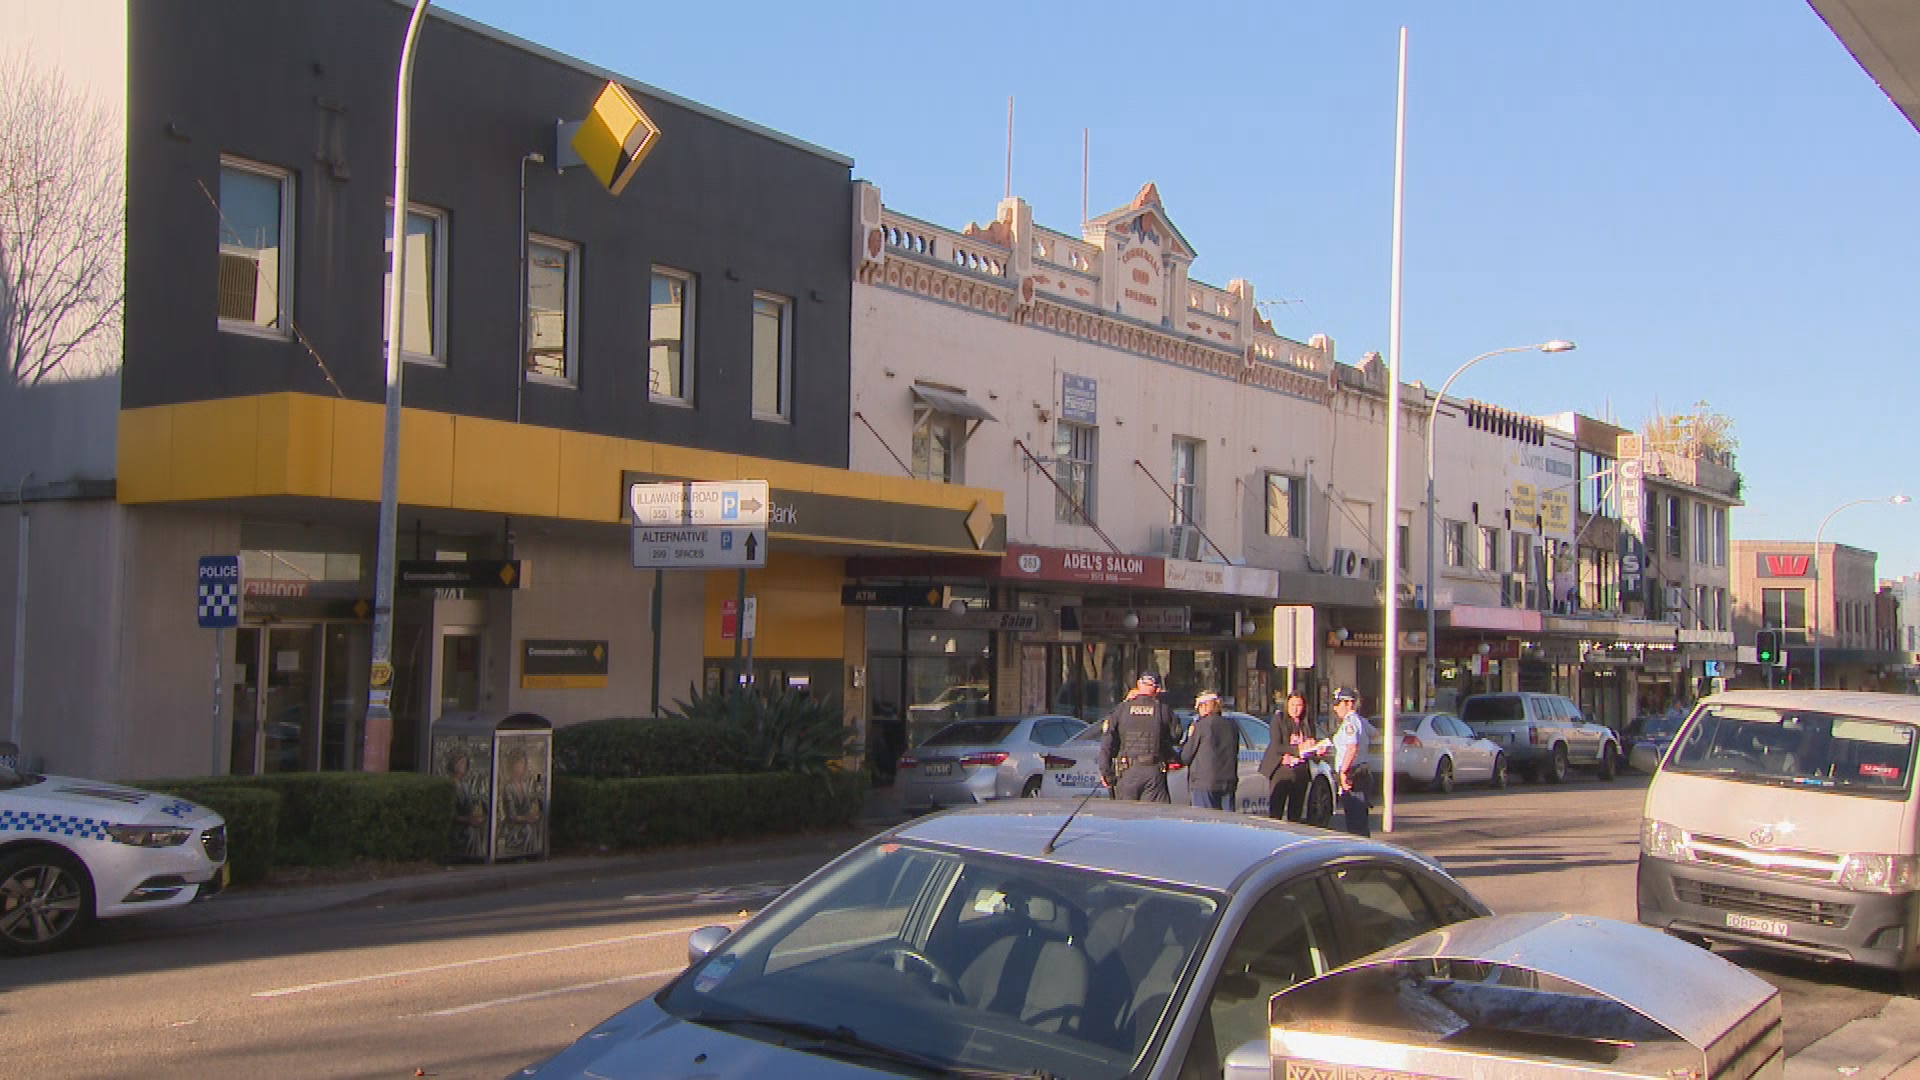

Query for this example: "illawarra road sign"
[628,480,771,527]
[632,525,768,570]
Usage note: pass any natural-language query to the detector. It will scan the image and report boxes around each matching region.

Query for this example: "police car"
[1,761,228,955]
[1036,710,1337,827]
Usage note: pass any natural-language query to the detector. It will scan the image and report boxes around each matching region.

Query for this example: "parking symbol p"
[721,492,738,520]
[721,531,734,551]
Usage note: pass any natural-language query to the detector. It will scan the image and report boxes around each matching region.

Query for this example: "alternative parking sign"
[197,556,241,629]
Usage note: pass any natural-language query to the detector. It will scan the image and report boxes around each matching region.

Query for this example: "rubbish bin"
[1224,911,1782,1080]
[430,712,553,864]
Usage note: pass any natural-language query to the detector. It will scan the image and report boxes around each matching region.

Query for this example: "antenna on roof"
[1004,96,1014,200]
[1081,127,1089,229]
[1043,780,1104,855]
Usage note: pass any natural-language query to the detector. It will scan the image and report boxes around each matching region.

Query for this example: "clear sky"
[445,0,1920,578]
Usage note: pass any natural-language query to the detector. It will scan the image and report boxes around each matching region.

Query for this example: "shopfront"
[1432,638,1518,713]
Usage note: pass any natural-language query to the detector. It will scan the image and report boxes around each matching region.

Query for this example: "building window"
[524,236,576,384]
[752,292,792,421]
[1171,437,1202,525]
[217,158,293,333]
[1763,587,1808,643]
[1398,520,1412,573]
[1694,504,1710,565]
[1644,491,1659,553]
[1714,507,1728,567]
[649,268,694,402]
[1054,421,1097,524]
[1264,474,1302,538]
[912,405,961,484]
[1511,534,1531,581]
[383,203,446,364]
[1578,451,1617,517]
[1479,526,1500,572]
[1445,521,1468,569]
[1715,587,1726,632]
[1666,496,1684,559]
[1696,585,1710,631]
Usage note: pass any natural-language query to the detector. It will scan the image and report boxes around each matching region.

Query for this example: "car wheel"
[1490,753,1509,789]
[1433,757,1455,795]
[1020,775,1043,798]
[0,846,94,957]
[1547,743,1570,784]
[1597,743,1618,782]
[1304,776,1335,828]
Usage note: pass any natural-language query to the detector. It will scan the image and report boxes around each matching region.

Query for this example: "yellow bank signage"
[571,81,662,196]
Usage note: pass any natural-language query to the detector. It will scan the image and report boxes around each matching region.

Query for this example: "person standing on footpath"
[1179,691,1239,810]
[1099,673,1177,803]
[1329,687,1373,836]
[1259,692,1314,822]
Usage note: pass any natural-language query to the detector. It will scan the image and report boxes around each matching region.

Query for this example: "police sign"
[196,555,241,629]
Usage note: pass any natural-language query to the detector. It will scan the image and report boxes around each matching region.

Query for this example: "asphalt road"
[0,772,1902,1078]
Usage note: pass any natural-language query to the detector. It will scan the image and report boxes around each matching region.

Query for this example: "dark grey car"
[516,801,1491,1080]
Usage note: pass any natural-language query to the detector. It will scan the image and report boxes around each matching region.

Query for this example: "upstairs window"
[217,158,293,333]
[1264,474,1301,538]
[384,203,446,364]
[752,292,792,421]
[524,236,576,384]
[650,268,695,403]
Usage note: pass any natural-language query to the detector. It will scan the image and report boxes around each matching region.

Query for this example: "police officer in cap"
[1100,672,1177,802]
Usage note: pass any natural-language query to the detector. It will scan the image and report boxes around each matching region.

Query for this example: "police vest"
[1119,701,1166,763]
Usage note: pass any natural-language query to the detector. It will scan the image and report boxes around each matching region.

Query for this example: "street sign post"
[197,555,240,774]
[1272,604,1316,697]
[627,480,771,527]
[627,481,772,695]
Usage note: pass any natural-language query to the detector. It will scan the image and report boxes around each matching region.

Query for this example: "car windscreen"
[921,721,1020,748]
[658,839,1221,1080]
[1461,697,1525,725]
[1668,705,1917,799]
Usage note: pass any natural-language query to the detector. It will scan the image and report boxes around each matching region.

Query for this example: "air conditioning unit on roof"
[1328,547,1364,578]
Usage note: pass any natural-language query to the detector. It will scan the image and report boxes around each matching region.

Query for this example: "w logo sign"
[1764,554,1810,577]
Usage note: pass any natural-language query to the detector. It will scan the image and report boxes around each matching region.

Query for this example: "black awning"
[912,384,997,423]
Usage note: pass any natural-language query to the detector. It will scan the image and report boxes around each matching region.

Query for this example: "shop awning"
[912,384,997,423]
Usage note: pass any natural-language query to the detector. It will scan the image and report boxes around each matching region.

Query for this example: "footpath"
[153,786,1920,1076]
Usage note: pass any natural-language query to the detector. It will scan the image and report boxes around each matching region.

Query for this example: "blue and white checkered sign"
[0,809,112,841]
[197,555,241,629]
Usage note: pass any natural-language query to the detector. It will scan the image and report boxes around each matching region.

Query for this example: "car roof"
[1695,689,1920,725]
[884,800,1387,892]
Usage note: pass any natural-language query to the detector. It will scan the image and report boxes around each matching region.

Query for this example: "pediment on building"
[1085,182,1197,262]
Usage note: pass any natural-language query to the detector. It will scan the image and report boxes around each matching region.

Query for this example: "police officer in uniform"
[1100,673,1177,803]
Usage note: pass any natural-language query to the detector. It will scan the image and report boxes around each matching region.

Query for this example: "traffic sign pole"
[212,627,224,775]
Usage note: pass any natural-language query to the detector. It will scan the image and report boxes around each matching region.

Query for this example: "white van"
[1638,689,1920,974]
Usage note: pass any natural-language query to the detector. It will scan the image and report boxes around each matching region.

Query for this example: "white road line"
[252,925,704,999]
[412,966,684,1018]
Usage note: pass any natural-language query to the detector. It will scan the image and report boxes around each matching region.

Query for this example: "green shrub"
[552,768,869,852]
[553,716,751,778]
[140,782,280,885]
[139,773,453,866]
[662,687,855,776]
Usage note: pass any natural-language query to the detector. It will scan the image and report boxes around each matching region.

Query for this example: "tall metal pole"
[10,471,31,756]
[364,0,433,773]
[1382,27,1408,833]
[1811,495,1910,689]
[1421,343,1570,708]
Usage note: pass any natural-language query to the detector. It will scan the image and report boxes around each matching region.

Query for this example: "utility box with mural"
[430,712,552,863]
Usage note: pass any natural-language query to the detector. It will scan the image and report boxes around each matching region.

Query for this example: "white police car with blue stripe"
[1,761,227,955]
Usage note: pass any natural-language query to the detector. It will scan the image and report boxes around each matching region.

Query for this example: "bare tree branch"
[1,49,124,385]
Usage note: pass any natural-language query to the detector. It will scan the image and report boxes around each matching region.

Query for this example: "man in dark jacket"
[1179,691,1239,810]
[1099,673,1177,802]
[1259,693,1313,822]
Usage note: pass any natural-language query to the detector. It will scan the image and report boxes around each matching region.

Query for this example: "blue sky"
[446,0,1920,576]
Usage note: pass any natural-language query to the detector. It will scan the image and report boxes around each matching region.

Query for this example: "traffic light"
[1756,629,1781,668]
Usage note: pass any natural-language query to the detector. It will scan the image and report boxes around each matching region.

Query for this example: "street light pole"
[364,0,433,773]
[1422,341,1574,708]
[1811,494,1910,690]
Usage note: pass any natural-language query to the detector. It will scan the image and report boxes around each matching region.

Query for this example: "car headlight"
[1641,819,1692,861]
[1838,854,1920,894]
[106,824,194,848]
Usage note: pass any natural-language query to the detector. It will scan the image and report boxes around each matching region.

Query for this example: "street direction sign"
[631,525,768,569]
[197,555,241,629]
[1272,603,1315,669]
[628,480,771,527]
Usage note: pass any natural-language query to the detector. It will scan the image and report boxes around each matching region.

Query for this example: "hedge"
[142,773,454,867]
[552,716,752,778]
[551,769,869,852]
[140,782,280,885]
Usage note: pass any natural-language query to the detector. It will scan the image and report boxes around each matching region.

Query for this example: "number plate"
[922,763,952,777]
[1725,912,1790,937]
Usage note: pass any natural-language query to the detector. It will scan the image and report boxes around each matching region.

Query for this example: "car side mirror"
[686,924,732,965]
[1222,1036,1272,1080]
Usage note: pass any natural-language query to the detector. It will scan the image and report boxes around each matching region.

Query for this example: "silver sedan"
[895,715,1088,809]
